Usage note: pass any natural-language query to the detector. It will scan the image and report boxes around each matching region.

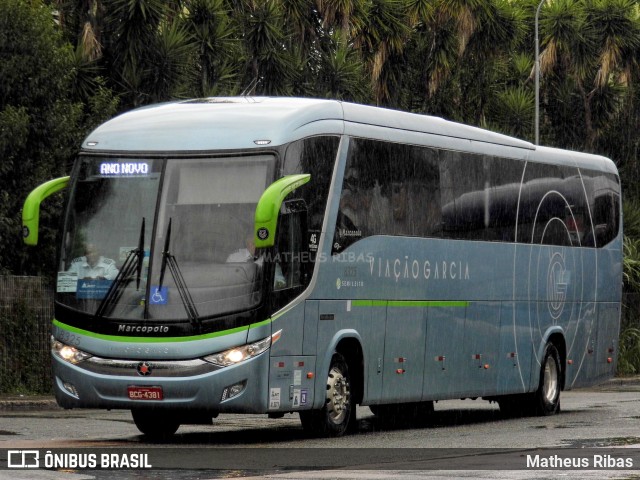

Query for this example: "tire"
[300,353,353,437]
[131,409,180,438]
[498,343,561,418]
[532,343,561,415]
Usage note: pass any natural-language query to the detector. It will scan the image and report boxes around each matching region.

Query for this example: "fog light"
[221,381,246,402]
[62,381,79,398]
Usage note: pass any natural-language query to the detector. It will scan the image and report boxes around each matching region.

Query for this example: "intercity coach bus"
[23,97,622,437]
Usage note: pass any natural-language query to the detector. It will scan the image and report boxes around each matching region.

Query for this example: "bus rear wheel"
[131,409,180,438]
[532,343,561,415]
[300,353,353,437]
[498,343,561,417]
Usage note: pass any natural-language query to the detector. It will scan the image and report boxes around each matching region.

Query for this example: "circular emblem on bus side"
[257,228,269,240]
[137,362,152,376]
[547,251,567,320]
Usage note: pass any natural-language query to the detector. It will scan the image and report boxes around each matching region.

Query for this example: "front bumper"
[52,351,270,413]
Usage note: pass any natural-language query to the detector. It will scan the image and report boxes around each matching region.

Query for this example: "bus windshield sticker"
[76,279,112,299]
[149,286,168,305]
[57,271,78,293]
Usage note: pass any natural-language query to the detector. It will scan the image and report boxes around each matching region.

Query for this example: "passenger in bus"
[334,168,368,252]
[226,235,257,262]
[226,235,286,289]
[67,243,119,280]
[391,182,413,235]
[365,180,391,234]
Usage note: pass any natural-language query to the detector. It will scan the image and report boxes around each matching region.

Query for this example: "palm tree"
[315,32,370,101]
[237,0,298,95]
[99,0,196,107]
[352,0,410,106]
[455,0,524,125]
[52,0,104,60]
[315,0,369,44]
[538,0,640,151]
[486,86,535,139]
[182,0,241,96]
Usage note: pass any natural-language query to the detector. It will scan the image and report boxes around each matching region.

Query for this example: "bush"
[617,326,640,376]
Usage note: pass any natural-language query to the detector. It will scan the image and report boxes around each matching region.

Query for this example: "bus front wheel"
[299,353,353,437]
[131,409,180,438]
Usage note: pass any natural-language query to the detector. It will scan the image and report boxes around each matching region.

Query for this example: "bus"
[23,97,622,437]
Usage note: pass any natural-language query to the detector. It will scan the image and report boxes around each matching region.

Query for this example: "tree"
[0,0,74,274]
[538,0,640,151]
[352,0,410,105]
[183,0,242,96]
[0,0,117,275]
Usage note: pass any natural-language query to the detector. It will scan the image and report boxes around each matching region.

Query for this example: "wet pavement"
[1,377,640,479]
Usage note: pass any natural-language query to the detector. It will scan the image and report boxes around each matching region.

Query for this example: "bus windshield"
[57,155,275,321]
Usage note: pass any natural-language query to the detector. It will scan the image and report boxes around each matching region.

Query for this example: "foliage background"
[2,0,640,386]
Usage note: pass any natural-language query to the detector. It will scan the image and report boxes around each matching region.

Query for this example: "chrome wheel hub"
[542,355,559,404]
[326,366,350,424]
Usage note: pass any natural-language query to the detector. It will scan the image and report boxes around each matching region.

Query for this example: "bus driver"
[67,243,119,280]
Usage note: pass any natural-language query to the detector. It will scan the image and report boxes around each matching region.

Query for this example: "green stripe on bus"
[352,300,469,308]
[52,318,272,343]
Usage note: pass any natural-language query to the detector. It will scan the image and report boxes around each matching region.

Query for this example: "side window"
[517,163,589,247]
[440,150,486,240]
[390,144,441,237]
[284,136,339,257]
[332,138,441,255]
[270,137,339,311]
[582,171,620,247]
[333,139,390,253]
[440,153,522,241]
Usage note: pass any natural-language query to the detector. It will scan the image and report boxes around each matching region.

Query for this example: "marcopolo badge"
[257,227,269,240]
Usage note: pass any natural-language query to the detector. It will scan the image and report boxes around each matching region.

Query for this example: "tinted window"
[284,136,340,256]
[331,136,619,250]
[517,163,589,247]
[333,138,441,254]
[440,152,523,242]
[580,170,620,247]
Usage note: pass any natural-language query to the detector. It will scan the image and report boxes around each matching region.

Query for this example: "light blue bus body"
[29,97,621,436]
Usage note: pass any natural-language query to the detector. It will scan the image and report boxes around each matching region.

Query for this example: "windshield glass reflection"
[57,155,275,321]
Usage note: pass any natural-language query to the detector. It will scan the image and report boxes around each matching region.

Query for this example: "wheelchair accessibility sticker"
[149,286,168,305]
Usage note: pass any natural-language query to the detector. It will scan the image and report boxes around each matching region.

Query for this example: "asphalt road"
[1,380,640,479]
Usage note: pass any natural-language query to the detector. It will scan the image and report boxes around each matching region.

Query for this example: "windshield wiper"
[95,218,145,319]
[158,218,201,331]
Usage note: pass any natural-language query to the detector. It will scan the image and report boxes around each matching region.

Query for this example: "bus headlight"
[204,331,280,367]
[52,339,92,365]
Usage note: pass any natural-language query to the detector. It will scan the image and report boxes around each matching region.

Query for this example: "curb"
[0,396,59,411]
[593,375,640,388]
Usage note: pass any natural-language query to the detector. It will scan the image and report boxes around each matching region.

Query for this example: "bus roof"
[82,97,617,175]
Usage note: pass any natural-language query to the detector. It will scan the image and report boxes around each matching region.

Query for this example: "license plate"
[127,386,163,400]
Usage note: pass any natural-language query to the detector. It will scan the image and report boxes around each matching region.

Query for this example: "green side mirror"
[22,176,70,246]
[254,174,310,248]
